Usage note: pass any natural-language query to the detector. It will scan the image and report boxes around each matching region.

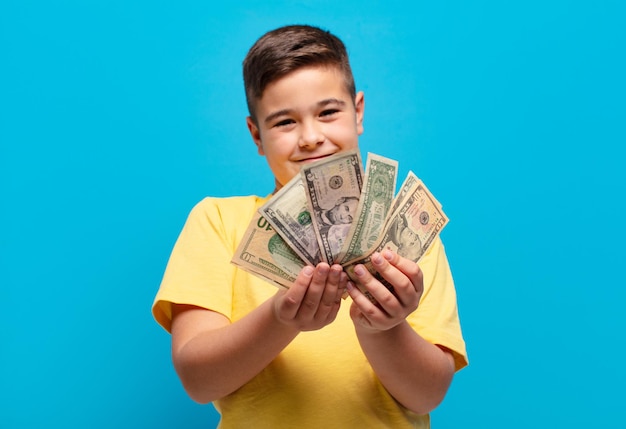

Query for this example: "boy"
[152,24,467,428]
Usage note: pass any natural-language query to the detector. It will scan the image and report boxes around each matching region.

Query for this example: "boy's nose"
[299,121,324,149]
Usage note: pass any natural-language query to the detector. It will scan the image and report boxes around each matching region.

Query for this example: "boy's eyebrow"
[318,98,347,109]
[263,98,347,125]
[264,109,293,125]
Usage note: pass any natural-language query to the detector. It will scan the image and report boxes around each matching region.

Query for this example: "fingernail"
[354,265,366,277]
[383,249,394,260]
[303,266,314,276]
[318,264,329,275]
[372,253,382,264]
[346,281,355,292]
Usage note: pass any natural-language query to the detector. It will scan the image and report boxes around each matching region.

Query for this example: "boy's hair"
[243,24,356,123]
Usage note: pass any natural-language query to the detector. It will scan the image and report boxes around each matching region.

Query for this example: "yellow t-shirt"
[153,195,468,429]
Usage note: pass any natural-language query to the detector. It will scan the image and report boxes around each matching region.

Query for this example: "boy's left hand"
[346,249,423,332]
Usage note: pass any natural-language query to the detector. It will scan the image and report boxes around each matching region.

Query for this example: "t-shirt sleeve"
[408,236,468,371]
[152,198,241,332]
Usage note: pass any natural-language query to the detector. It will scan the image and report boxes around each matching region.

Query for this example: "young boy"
[152,24,467,428]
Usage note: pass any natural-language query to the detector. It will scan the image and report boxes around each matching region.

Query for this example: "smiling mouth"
[297,154,334,163]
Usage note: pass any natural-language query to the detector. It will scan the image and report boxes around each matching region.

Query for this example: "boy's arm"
[170,263,346,404]
[346,250,456,415]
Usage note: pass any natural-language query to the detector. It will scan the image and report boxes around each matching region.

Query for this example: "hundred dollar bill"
[301,150,364,263]
[337,153,398,263]
[342,180,448,298]
[231,213,306,290]
[259,174,322,265]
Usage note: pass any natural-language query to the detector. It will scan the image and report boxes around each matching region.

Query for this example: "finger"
[350,262,400,315]
[336,271,349,301]
[314,264,343,321]
[278,265,315,320]
[369,251,421,309]
[320,264,342,306]
[345,279,385,320]
[322,295,342,325]
[296,262,330,319]
[379,249,424,295]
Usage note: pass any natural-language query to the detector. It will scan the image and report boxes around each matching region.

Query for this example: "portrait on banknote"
[313,195,359,261]
[381,214,423,261]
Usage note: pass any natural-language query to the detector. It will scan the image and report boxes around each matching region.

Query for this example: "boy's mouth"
[296,153,334,163]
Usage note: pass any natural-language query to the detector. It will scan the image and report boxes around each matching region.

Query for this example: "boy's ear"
[246,116,264,155]
[354,91,365,135]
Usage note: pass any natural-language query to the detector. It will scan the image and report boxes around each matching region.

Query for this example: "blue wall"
[2,1,625,427]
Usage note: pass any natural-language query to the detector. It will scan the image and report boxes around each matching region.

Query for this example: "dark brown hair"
[243,25,356,123]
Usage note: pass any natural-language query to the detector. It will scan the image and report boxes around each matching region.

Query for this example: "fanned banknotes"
[337,153,398,264]
[301,150,364,263]
[231,212,306,290]
[341,178,448,297]
[259,175,323,265]
[231,151,448,295]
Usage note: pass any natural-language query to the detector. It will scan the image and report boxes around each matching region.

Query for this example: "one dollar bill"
[338,153,398,263]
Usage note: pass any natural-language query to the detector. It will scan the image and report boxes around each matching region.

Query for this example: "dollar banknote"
[342,180,448,297]
[258,174,322,265]
[231,151,449,299]
[337,153,398,264]
[388,170,420,219]
[231,212,306,290]
[301,150,364,263]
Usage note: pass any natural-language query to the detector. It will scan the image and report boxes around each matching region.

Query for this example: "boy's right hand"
[272,263,347,332]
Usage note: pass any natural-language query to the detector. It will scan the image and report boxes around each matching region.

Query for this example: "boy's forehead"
[254,66,353,115]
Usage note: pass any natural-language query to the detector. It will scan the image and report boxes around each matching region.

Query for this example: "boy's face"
[247,66,364,190]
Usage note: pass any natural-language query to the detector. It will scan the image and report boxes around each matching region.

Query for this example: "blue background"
[2,1,625,428]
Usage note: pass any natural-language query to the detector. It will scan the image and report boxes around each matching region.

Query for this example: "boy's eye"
[320,109,339,117]
[274,118,295,128]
